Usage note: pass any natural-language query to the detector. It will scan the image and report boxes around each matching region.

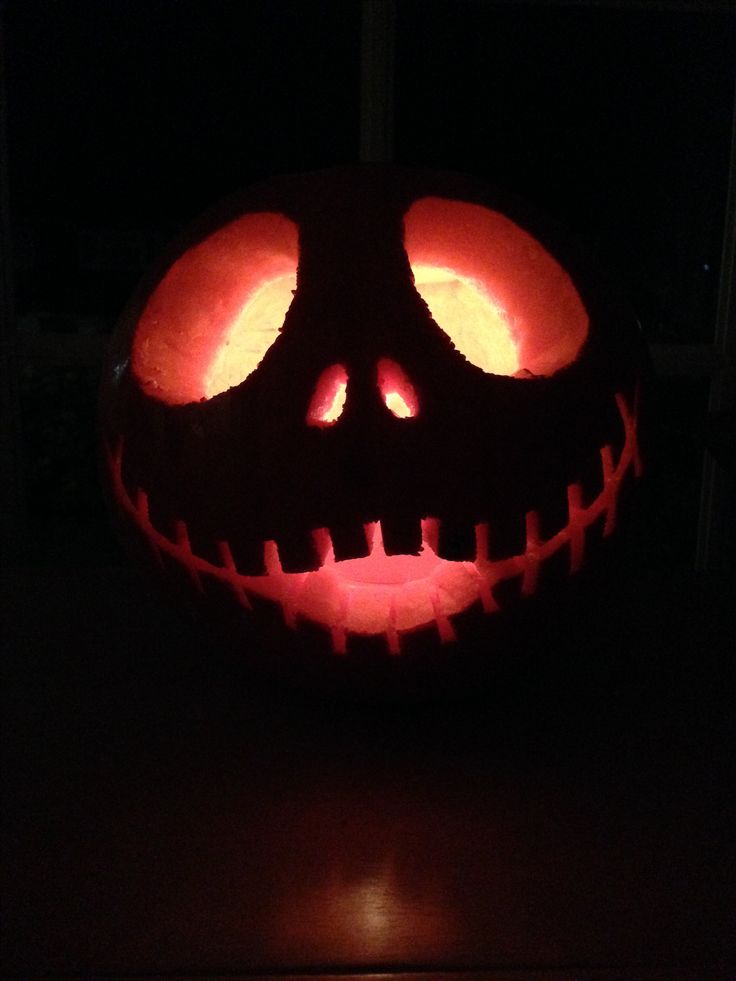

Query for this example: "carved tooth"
[474,522,490,564]
[226,535,267,576]
[615,390,642,477]
[566,483,586,573]
[633,444,643,479]
[216,540,253,609]
[437,518,477,561]
[135,487,151,525]
[263,540,283,576]
[525,510,541,549]
[217,539,237,571]
[374,521,386,554]
[173,518,189,546]
[173,518,190,548]
[331,626,347,655]
[364,522,379,553]
[430,587,456,643]
[276,531,324,573]
[421,517,440,553]
[600,444,615,485]
[470,565,499,613]
[380,514,422,556]
[615,391,634,442]
[386,598,400,655]
[330,591,349,655]
[108,437,123,476]
[110,437,138,507]
[521,510,541,597]
[173,519,203,592]
[600,445,618,536]
[330,521,371,562]
[312,527,334,565]
[281,574,309,629]
[135,488,163,567]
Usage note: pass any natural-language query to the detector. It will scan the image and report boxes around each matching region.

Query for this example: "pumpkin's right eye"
[404,196,589,378]
[410,263,519,377]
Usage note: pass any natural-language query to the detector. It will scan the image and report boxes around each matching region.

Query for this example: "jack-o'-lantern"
[101,167,644,695]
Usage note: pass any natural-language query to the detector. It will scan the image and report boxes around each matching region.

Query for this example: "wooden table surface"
[2,563,734,979]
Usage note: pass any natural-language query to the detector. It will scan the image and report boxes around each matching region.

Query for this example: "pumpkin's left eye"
[131,212,299,405]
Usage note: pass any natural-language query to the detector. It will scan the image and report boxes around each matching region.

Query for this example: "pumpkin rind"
[100,166,645,695]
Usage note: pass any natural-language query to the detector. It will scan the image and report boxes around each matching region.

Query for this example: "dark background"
[6,0,735,569]
[3,1,735,977]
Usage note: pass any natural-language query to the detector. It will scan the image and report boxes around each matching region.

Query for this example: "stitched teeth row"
[123,444,627,577]
[109,388,639,655]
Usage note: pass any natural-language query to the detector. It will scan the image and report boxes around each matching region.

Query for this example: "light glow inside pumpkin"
[203,272,297,399]
[404,197,589,376]
[377,358,419,418]
[132,211,299,405]
[412,265,520,376]
[132,199,589,408]
[307,363,349,426]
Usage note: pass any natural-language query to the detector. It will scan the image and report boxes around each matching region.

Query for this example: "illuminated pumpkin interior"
[412,265,520,376]
[404,197,589,376]
[203,272,297,399]
[132,211,299,405]
[307,363,349,426]
[377,358,419,418]
[132,198,588,407]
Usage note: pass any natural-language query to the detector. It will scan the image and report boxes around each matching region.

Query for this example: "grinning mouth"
[108,392,640,656]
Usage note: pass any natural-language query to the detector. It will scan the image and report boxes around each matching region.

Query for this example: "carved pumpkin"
[101,167,643,693]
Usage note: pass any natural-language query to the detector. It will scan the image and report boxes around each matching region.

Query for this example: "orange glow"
[404,198,589,377]
[323,382,347,423]
[412,265,519,376]
[271,856,456,961]
[203,272,296,399]
[377,358,419,418]
[334,526,441,585]
[385,391,412,417]
[307,363,349,426]
[255,521,471,651]
[132,212,299,405]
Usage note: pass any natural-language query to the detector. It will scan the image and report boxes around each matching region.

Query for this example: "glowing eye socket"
[307,363,348,426]
[411,265,519,377]
[404,197,589,377]
[132,211,299,405]
[204,272,297,399]
[377,358,419,418]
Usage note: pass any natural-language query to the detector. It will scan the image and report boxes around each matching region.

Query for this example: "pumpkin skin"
[101,166,644,696]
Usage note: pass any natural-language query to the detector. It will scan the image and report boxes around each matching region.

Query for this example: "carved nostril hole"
[377,358,419,419]
[307,363,348,426]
